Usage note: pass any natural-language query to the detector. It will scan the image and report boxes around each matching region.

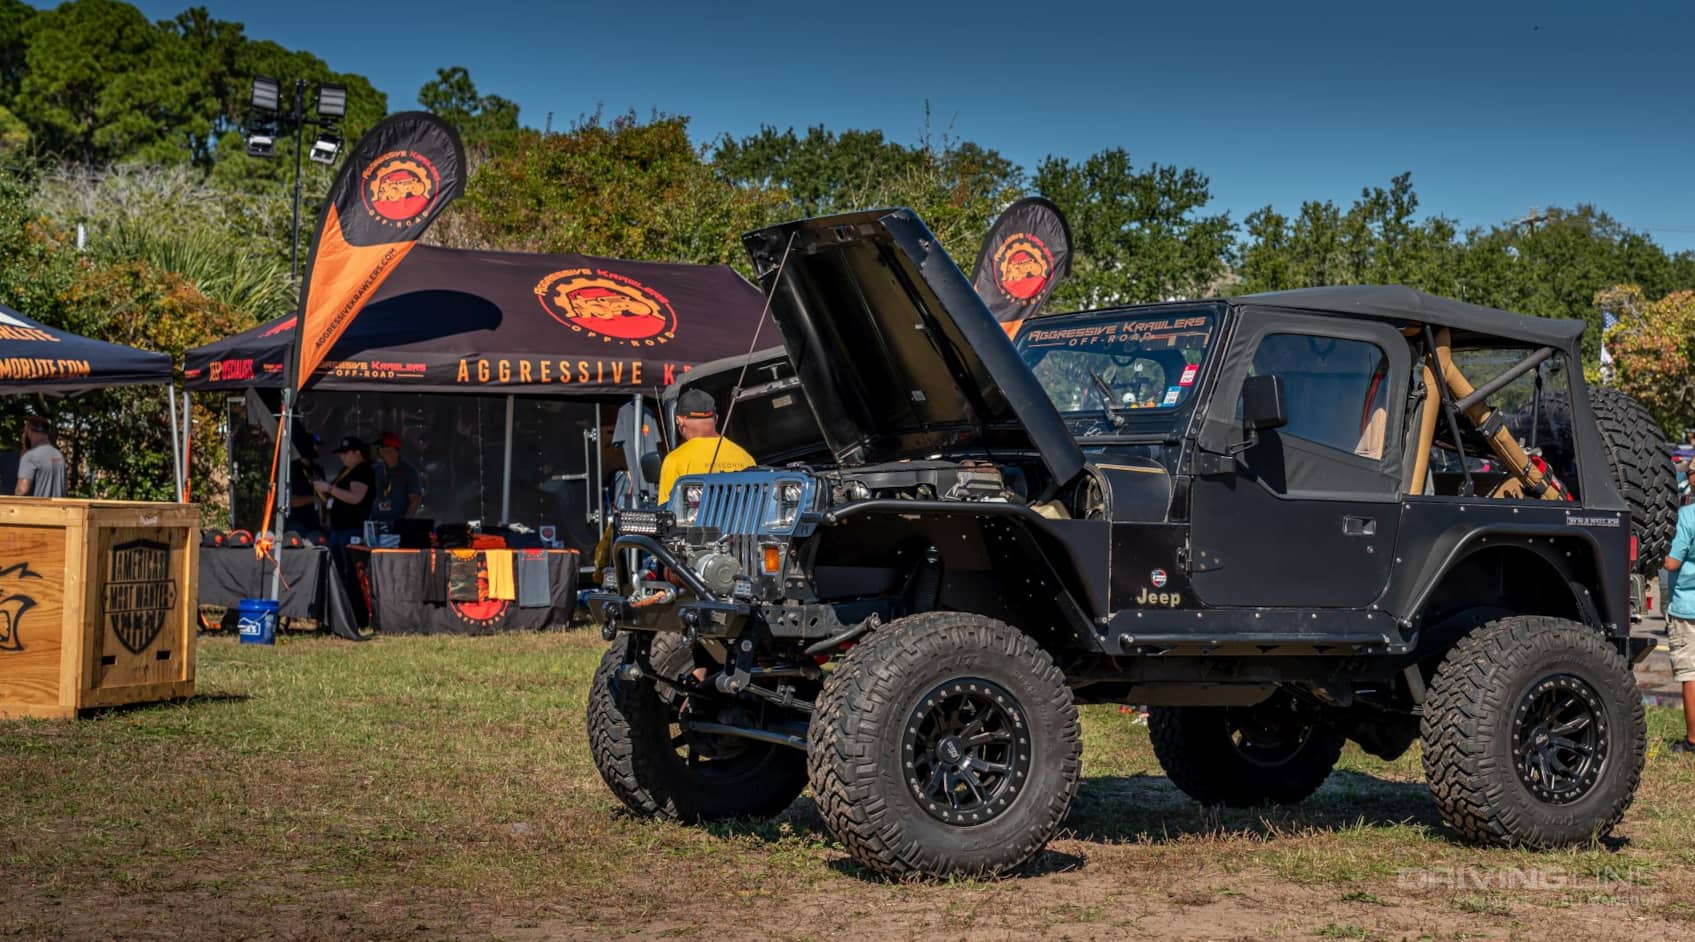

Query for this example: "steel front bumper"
[588,533,753,639]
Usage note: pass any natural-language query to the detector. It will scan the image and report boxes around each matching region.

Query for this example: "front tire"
[1422,616,1645,847]
[808,613,1081,878]
[1149,696,1345,807]
[587,633,808,822]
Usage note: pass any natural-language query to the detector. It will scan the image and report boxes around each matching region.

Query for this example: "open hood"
[665,346,831,465]
[741,209,1084,485]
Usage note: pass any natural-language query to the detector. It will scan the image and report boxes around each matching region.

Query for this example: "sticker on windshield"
[1162,386,1181,406]
[1179,363,1199,386]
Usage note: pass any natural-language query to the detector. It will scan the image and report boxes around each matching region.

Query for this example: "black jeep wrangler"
[586,208,1673,878]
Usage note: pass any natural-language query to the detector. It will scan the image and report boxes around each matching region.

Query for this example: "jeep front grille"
[696,479,771,573]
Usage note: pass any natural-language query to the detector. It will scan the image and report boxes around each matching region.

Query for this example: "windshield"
[1016,310,1218,417]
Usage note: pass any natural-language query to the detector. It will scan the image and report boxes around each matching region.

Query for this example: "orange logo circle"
[535,269,677,346]
[992,233,1055,303]
[361,150,441,225]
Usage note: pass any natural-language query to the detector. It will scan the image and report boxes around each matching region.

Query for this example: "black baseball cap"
[677,389,716,418]
[335,435,365,454]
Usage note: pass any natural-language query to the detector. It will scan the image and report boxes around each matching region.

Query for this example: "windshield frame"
[1015,304,1224,433]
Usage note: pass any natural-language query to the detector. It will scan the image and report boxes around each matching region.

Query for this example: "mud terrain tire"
[808,613,1081,878]
[588,633,808,822]
[1422,616,1644,847]
[1149,698,1345,807]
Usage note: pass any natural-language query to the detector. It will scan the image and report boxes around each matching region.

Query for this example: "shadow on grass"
[1062,769,1444,845]
[712,769,1458,882]
[84,691,252,718]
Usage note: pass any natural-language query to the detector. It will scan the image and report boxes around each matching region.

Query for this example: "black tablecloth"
[197,545,362,639]
[354,548,579,635]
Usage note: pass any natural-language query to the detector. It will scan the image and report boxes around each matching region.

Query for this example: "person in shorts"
[1663,500,1695,753]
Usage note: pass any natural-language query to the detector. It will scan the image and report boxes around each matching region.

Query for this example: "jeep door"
[1188,312,1410,608]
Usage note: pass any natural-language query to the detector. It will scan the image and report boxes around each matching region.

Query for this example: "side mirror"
[1241,374,1288,432]
[639,451,663,484]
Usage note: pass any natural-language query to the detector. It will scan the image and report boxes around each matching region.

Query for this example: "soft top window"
[1016,310,1217,416]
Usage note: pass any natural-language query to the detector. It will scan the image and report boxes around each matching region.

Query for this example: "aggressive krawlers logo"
[991,233,1056,304]
[360,151,441,226]
[534,268,678,346]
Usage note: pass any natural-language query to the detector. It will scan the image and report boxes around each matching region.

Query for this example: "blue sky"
[114,0,1695,252]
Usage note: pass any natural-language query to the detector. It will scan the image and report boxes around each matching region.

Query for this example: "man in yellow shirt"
[659,389,756,501]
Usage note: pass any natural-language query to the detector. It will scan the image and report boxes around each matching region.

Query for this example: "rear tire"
[587,634,808,822]
[807,613,1081,878]
[1149,696,1345,807]
[1421,616,1644,847]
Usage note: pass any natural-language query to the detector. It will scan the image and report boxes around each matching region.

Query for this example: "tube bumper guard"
[587,533,753,638]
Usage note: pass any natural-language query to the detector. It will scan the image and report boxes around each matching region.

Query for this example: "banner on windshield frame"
[970,196,1073,339]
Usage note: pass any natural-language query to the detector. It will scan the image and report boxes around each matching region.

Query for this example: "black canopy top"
[1234,285,1586,348]
[0,302,173,394]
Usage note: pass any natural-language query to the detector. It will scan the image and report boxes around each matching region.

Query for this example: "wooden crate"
[0,498,199,719]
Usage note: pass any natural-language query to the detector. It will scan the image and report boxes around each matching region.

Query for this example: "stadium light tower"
[245,77,350,281]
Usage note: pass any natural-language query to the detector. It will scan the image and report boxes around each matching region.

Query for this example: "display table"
[350,547,579,635]
[197,545,363,640]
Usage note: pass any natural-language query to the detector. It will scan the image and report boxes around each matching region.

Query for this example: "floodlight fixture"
[308,131,342,165]
[316,83,347,119]
[251,75,281,113]
[245,133,276,158]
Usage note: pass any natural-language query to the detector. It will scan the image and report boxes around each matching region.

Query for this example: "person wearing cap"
[14,415,66,498]
[314,436,375,567]
[658,389,755,502]
[371,431,423,526]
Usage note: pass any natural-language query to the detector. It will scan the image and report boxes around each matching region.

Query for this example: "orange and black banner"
[970,197,1073,339]
[291,111,466,386]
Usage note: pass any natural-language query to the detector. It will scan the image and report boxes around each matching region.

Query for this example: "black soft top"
[1234,285,1585,348]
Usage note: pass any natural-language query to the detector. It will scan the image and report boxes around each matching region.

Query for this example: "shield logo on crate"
[104,540,177,654]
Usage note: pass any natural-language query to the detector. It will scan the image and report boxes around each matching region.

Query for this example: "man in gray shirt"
[15,416,66,498]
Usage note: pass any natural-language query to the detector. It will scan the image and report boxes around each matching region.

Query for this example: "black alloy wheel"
[902,678,1033,825]
[1510,673,1607,805]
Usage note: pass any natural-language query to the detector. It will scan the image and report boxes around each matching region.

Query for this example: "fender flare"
[1395,523,1611,633]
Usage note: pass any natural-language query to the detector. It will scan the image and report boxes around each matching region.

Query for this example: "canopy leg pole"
[182,390,193,503]
[167,382,183,502]
[501,394,515,524]
[270,388,293,602]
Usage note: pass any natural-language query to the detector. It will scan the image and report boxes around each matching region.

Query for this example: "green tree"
[712,121,1023,254]
[0,0,34,105]
[418,66,519,146]
[1236,173,1461,295]
[1457,206,1690,362]
[1595,284,1695,433]
[445,110,785,267]
[0,160,248,512]
[16,0,212,164]
[1035,148,1235,306]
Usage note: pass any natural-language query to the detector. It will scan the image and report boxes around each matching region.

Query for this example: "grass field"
[3,629,1694,941]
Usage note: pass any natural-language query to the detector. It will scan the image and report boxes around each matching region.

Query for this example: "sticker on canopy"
[1150,569,1167,588]
[1162,386,1181,406]
[1179,363,1199,386]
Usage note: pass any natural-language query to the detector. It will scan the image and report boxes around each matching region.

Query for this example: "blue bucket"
[236,598,279,645]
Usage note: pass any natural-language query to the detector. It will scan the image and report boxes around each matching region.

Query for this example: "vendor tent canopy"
[0,302,189,499]
[0,302,172,394]
[184,244,770,395]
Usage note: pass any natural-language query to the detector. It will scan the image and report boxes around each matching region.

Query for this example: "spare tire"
[1541,387,1678,570]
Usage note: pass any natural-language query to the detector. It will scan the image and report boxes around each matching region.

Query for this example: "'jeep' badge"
[1150,569,1167,588]
[105,540,177,654]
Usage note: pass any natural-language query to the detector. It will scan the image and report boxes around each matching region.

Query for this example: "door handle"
[1343,515,1376,536]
